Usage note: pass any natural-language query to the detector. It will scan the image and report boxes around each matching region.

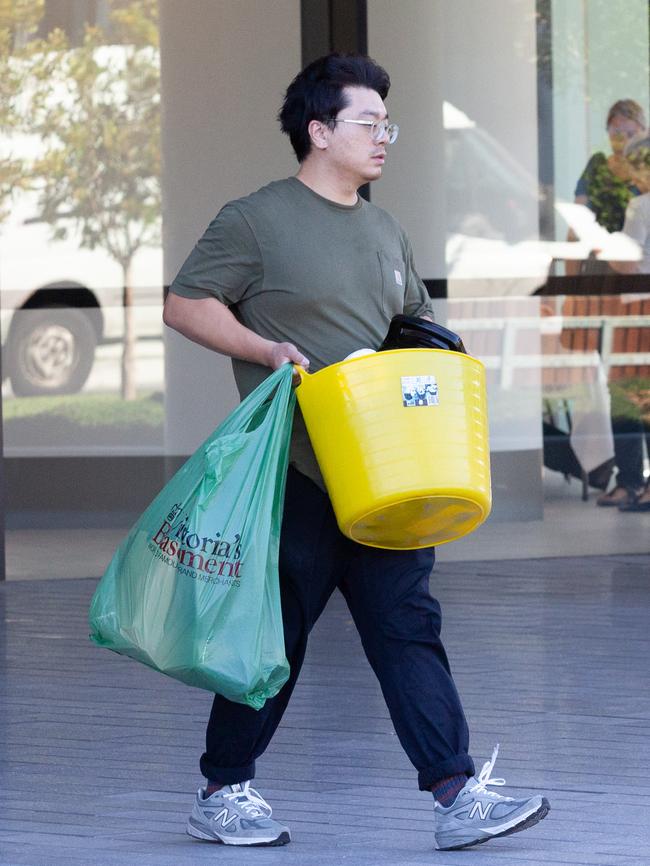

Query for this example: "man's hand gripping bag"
[89,364,296,709]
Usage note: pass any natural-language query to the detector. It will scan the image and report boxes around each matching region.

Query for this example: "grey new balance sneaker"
[186,781,291,846]
[433,745,550,851]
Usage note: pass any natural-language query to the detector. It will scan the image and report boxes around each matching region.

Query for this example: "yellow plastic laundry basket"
[294,348,491,549]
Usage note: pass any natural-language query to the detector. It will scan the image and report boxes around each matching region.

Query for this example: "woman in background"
[566,100,648,509]
[567,99,646,276]
[607,136,650,512]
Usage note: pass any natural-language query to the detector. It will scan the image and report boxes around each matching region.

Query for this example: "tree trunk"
[121,262,137,401]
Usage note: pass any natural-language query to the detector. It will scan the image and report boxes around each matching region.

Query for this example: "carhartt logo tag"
[394,269,403,286]
[469,800,494,820]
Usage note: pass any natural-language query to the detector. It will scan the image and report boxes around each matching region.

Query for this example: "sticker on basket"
[401,375,439,407]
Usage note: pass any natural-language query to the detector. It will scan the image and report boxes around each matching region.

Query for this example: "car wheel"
[7,306,98,396]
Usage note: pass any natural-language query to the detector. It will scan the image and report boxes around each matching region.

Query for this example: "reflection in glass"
[1,0,163,465]
[1,0,162,417]
[540,295,650,510]
[2,304,165,456]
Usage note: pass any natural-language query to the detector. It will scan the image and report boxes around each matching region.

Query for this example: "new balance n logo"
[469,800,494,821]
[213,807,238,828]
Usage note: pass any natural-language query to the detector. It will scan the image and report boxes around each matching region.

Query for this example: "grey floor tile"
[1,554,649,865]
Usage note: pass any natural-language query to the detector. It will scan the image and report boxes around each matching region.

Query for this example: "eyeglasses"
[332,118,399,144]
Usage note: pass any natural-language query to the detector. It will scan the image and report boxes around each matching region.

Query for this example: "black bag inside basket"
[379,315,467,354]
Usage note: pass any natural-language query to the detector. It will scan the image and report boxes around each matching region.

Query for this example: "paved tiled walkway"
[1,554,649,865]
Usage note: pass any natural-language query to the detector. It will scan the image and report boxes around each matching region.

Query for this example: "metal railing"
[447,314,650,388]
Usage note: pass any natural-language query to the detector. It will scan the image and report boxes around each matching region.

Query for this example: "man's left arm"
[402,237,435,321]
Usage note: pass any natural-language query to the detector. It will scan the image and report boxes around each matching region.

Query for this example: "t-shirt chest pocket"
[378,251,407,316]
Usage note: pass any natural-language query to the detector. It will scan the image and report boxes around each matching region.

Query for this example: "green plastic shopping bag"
[89,364,296,709]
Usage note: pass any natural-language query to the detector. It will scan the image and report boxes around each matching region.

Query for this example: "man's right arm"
[163,292,309,371]
[164,203,308,371]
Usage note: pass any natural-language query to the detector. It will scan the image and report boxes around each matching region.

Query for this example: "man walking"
[164,53,550,851]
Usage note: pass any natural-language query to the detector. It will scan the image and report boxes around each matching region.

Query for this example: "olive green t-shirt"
[169,176,434,489]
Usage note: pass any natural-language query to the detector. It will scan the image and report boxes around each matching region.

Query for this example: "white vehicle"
[0,193,162,396]
[1,42,162,396]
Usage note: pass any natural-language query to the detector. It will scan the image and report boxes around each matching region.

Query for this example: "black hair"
[278,53,391,162]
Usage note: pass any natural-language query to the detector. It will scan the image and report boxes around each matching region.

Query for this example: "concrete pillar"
[159,0,301,456]
[367,0,446,279]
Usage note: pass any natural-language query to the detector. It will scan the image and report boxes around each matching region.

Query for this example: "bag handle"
[196,364,296,509]
[210,363,295,439]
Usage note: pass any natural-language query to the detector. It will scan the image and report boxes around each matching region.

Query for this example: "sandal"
[618,484,650,512]
[596,485,636,507]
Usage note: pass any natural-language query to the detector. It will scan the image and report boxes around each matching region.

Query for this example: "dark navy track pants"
[201,466,475,790]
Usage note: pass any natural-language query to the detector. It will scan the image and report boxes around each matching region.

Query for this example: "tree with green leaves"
[19,0,161,400]
[0,0,44,221]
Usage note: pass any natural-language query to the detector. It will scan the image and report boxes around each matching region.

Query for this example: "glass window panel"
[1,0,164,466]
[369,0,650,556]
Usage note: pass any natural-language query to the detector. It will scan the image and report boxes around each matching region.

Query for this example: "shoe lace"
[468,744,512,800]
[224,781,272,818]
